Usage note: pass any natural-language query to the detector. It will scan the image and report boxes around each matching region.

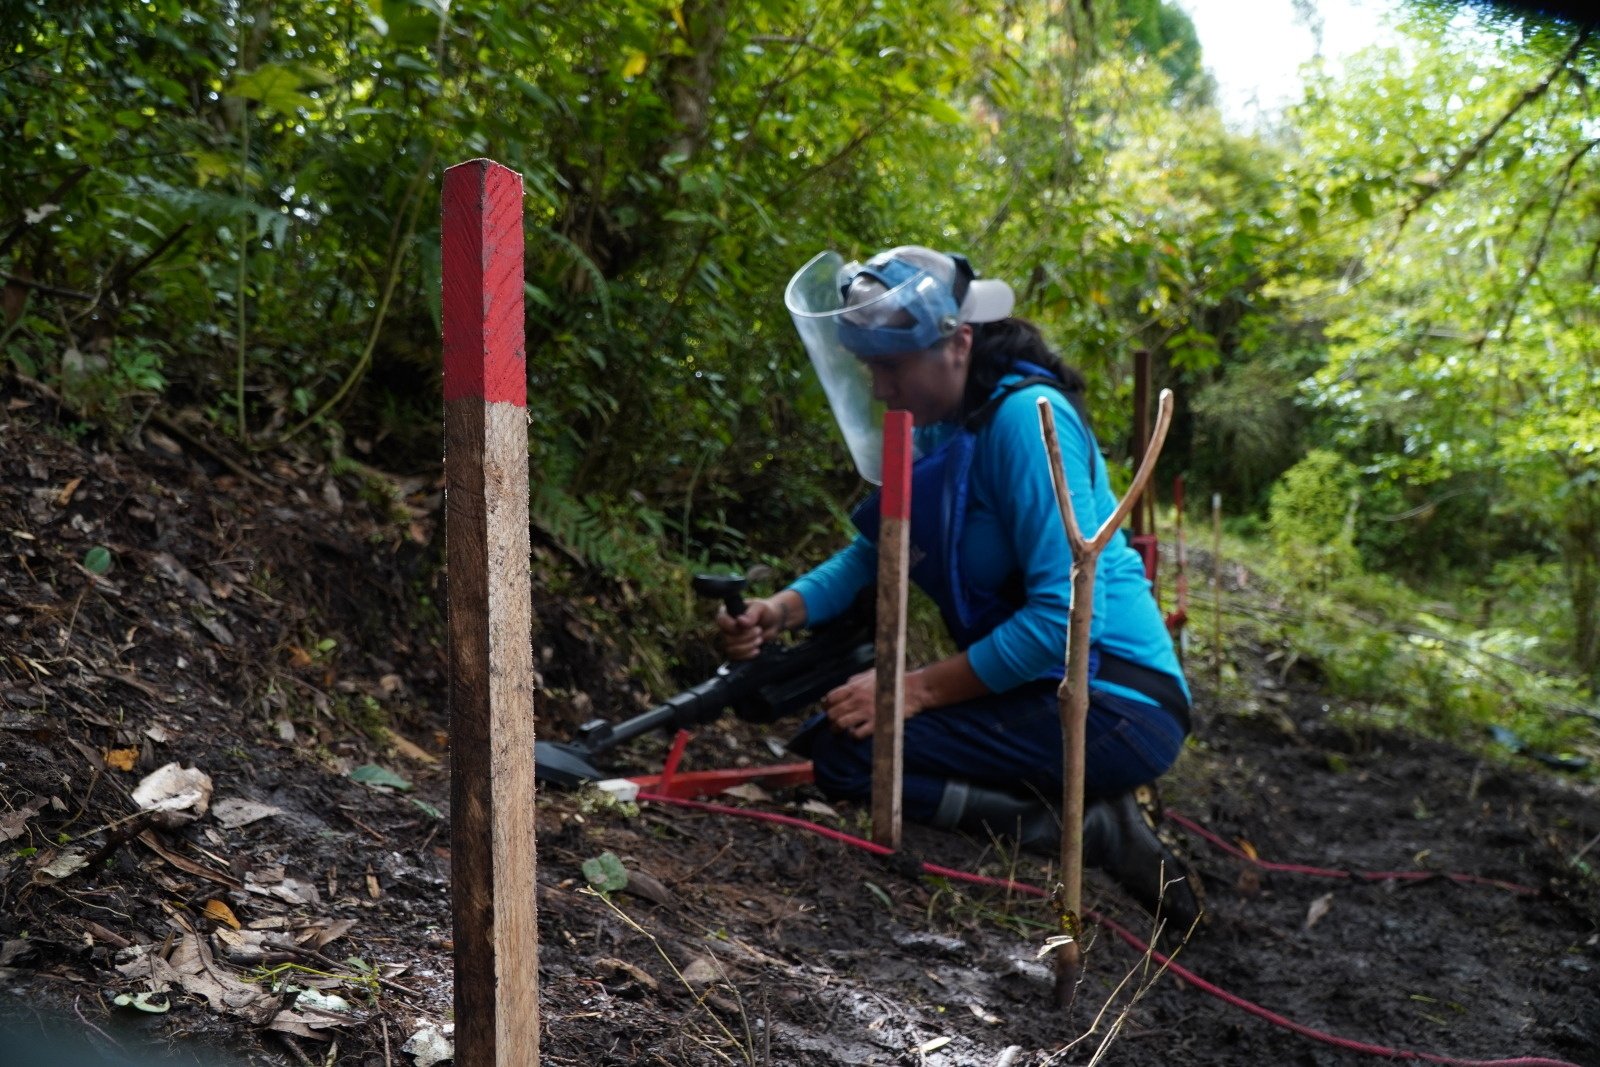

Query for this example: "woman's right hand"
[715,595,792,660]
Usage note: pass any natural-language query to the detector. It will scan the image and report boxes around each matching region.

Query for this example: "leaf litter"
[0,388,1595,1066]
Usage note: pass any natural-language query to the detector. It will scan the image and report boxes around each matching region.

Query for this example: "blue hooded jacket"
[790,370,1189,714]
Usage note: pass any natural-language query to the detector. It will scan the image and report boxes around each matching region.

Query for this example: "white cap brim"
[959,278,1014,324]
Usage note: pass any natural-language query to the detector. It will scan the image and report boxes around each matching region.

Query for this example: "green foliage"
[1242,564,1594,759]
[8,0,1595,709]
[1286,11,1600,679]
[1268,450,1361,588]
[532,482,689,597]
[582,851,629,895]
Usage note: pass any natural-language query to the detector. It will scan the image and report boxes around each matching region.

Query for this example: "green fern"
[529,482,687,594]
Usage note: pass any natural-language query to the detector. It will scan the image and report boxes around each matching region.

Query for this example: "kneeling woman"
[719,246,1199,928]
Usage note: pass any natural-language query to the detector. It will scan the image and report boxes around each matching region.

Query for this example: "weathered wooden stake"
[443,158,540,1066]
[1212,492,1223,696]
[1131,349,1153,537]
[1168,474,1190,643]
[871,410,913,849]
[1038,389,1175,1009]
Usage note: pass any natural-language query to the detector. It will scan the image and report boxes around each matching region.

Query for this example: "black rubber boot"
[1082,788,1203,937]
[930,780,1061,853]
[930,781,1202,936]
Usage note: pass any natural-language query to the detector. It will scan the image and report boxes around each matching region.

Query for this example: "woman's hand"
[715,591,805,660]
[823,657,988,739]
[822,669,934,739]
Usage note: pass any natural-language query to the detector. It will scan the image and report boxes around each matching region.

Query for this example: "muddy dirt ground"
[2,385,1598,1066]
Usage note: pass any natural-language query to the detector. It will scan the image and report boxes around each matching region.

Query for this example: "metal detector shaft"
[536,600,874,789]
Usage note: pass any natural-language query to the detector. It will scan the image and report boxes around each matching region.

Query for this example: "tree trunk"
[1564,477,1600,688]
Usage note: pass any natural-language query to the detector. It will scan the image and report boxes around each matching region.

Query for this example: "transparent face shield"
[785,251,883,484]
[784,251,960,485]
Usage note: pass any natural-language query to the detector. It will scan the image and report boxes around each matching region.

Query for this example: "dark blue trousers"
[799,683,1186,822]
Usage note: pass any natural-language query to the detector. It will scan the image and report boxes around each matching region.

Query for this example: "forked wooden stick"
[1037,388,1175,1009]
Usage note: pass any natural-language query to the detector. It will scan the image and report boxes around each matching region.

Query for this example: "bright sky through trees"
[1176,0,1405,123]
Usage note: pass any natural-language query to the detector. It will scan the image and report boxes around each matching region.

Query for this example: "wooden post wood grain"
[442,157,540,1067]
[1037,388,1174,1009]
[871,409,913,849]
[1132,349,1152,537]
[1212,492,1223,695]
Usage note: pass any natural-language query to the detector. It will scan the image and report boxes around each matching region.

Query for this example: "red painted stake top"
[442,159,527,406]
[881,410,914,520]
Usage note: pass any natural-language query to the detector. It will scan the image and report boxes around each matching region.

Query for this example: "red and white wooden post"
[442,158,540,1066]
[871,410,914,848]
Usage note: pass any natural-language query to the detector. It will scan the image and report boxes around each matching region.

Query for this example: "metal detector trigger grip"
[693,573,749,619]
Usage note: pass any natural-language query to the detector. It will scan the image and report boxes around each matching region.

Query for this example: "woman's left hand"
[822,669,928,739]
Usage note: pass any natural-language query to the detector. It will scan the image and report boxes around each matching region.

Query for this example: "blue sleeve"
[788,535,876,626]
[964,387,1105,692]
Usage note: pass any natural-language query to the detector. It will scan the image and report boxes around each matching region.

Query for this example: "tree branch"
[0,273,95,302]
[1393,28,1591,238]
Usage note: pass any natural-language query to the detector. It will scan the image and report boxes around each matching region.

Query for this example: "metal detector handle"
[693,572,748,619]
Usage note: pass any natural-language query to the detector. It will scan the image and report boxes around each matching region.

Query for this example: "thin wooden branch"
[0,273,95,302]
[1036,388,1175,1010]
[0,165,89,260]
[1090,390,1174,551]
[1041,407,1090,555]
[99,223,193,309]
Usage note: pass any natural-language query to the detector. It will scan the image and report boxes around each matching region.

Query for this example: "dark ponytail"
[961,318,1087,417]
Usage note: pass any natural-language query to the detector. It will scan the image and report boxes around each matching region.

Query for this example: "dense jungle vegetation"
[3,1,1597,757]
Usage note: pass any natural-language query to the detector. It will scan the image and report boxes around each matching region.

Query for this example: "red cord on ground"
[1163,810,1541,896]
[636,791,1581,1067]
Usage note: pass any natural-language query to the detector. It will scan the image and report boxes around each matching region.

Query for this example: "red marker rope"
[635,791,1580,1067]
[1163,810,1541,896]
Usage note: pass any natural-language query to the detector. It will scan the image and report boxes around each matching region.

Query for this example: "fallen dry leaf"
[203,899,241,930]
[211,797,283,829]
[594,956,658,992]
[1304,891,1335,931]
[32,848,91,885]
[55,477,82,506]
[244,867,321,906]
[308,918,357,951]
[379,727,437,765]
[138,832,243,890]
[620,867,674,907]
[131,762,213,827]
[679,957,721,988]
[268,1004,348,1040]
[402,1024,454,1067]
[0,797,47,843]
